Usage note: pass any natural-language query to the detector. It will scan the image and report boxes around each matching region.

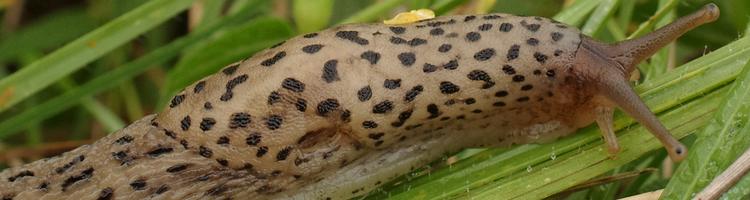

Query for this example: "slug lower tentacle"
[0,4,718,200]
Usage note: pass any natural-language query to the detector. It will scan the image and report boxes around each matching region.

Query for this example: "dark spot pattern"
[61,167,94,191]
[302,44,324,54]
[266,115,283,130]
[282,78,306,92]
[55,155,85,174]
[383,79,401,89]
[268,91,281,105]
[389,26,406,34]
[499,23,513,32]
[362,121,378,129]
[357,86,372,102]
[217,136,230,145]
[368,133,385,140]
[261,51,287,66]
[322,60,340,83]
[199,146,213,158]
[507,45,520,61]
[551,32,563,41]
[521,84,534,91]
[398,52,416,66]
[495,90,508,97]
[526,38,539,46]
[372,101,394,114]
[166,164,189,173]
[295,98,307,112]
[392,110,413,127]
[439,81,460,94]
[430,28,444,36]
[277,147,292,161]
[256,146,269,157]
[427,104,441,119]
[478,24,493,31]
[464,15,476,22]
[465,32,481,42]
[303,33,318,38]
[7,170,33,182]
[130,179,146,190]
[361,51,381,64]
[147,147,173,157]
[502,65,516,75]
[200,118,216,131]
[467,70,495,89]
[438,44,452,53]
[442,60,459,70]
[423,63,437,73]
[180,116,191,131]
[335,31,369,45]
[521,21,541,32]
[222,64,239,75]
[194,81,206,93]
[404,85,424,102]
[246,133,262,146]
[169,94,185,108]
[534,52,548,63]
[513,75,525,82]
[114,135,133,145]
[97,187,114,200]
[229,112,251,129]
[317,99,340,116]
[473,48,495,61]
[221,74,249,101]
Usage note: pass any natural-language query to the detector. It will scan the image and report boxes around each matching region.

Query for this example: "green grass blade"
[0,3,264,139]
[626,0,679,39]
[337,0,408,24]
[161,17,293,106]
[431,0,470,15]
[660,57,750,199]
[552,0,600,26]
[293,0,333,33]
[581,0,620,36]
[0,0,195,112]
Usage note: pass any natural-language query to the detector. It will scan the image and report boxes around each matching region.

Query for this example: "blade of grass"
[0,0,196,112]
[293,0,333,33]
[430,0,469,15]
[369,35,750,199]
[0,3,266,139]
[581,0,619,36]
[641,0,677,82]
[337,0,408,24]
[626,0,678,39]
[552,0,600,26]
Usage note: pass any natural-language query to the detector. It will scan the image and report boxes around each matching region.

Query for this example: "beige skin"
[0,4,718,200]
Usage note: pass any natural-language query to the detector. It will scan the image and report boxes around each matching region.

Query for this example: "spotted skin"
[0,5,721,200]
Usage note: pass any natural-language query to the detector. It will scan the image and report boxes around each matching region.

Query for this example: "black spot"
[467,70,495,89]
[357,86,372,102]
[180,140,189,149]
[372,101,394,114]
[423,63,438,73]
[526,38,539,46]
[229,112,251,129]
[216,159,228,166]
[336,31,369,45]
[199,118,216,131]
[427,104,441,119]
[194,81,206,93]
[483,15,502,20]
[521,21,541,32]
[502,65,516,75]
[493,101,506,107]
[517,96,530,102]
[341,109,352,122]
[390,36,407,44]
[180,116,191,131]
[316,99,340,116]
[221,74,249,101]
[204,102,213,109]
[513,75,525,82]
[7,170,34,182]
[507,44,520,61]
[383,79,401,89]
[295,98,307,112]
[361,51,381,64]
[442,59,459,70]
[277,147,292,161]
[303,33,318,38]
[368,133,384,140]
[551,32,563,41]
[97,187,114,200]
[166,164,189,173]
[163,129,176,139]
[464,15,476,22]
[155,185,169,195]
[261,51,287,66]
[169,94,185,108]
[389,26,406,34]
[61,167,94,191]
[478,24,493,31]
[445,99,457,105]
[38,182,49,190]
[465,98,476,104]
[222,63,239,75]
[266,115,283,130]
[322,59,340,83]
[392,110,413,127]
[130,179,146,190]
[438,44,452,53]
[473,48,495,61]
[425,19,456,27]
[407,38,427,46]
[499,23,513,32]
[404,85,424,102]
[55,155,86,174]
[472,109,482,113]
[282,78,306,92]
[430,28,444,36]
[147,147,173,157]
[246,133,262,146]
[439,81,460,94]
[199,146,213,158]
[534,52,548,63]
[465,32,481,42]
[546,69,556,77]
[217,136,230,145]
[554,49,563,57]
[362,121,378,129]
[111,151,130,166]
[398,52,416,66]
[268,91,281,105]
[256,146,269,157]
[521,84,534,91]
[302,44,324,54]
[114,135,133,145]
[495,90,508,97]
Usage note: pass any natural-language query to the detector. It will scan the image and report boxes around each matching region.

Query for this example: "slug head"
[570,4,719,162]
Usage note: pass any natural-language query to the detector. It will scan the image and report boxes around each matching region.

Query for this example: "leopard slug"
[0,4,719,200]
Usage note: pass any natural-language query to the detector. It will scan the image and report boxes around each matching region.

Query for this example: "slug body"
[0,4,719,200]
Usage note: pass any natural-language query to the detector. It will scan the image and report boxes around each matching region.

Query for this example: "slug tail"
[611,3,719,75]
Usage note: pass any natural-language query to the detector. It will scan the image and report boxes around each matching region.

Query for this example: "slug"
[0,4,719,200]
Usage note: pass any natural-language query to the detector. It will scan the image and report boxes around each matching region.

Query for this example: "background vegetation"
[0,0,749,199]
